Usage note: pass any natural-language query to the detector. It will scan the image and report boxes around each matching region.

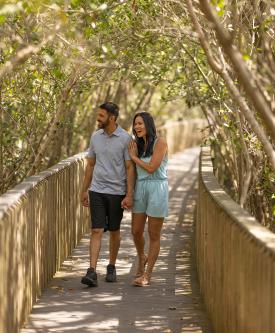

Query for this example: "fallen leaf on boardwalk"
[163,329,174,333]
[50,285,65,293]
[168,306,177,310]
[68,288,75,292]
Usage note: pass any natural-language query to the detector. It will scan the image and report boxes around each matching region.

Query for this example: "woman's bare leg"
[146,216,164,277]
[131,213,147,275]
[133,216,164,286]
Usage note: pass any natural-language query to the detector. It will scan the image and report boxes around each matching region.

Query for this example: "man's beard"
[97,118,110,129]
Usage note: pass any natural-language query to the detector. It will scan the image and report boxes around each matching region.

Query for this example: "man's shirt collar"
[100,125,122,137]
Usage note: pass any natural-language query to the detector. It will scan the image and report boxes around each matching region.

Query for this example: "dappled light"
[0,1,274,332]
[20,147,212,333]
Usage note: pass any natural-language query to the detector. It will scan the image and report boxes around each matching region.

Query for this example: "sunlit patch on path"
[21,147,212,333]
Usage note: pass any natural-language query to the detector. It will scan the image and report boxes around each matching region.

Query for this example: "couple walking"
[80,102,168,287]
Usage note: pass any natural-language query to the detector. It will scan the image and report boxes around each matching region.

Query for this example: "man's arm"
[121,159,135,209]
[80,157,96,207]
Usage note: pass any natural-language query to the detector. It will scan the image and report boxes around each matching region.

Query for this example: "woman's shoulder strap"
[153,137,158,150]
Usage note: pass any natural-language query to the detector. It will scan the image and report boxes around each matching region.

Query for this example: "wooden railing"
[197,146,275,333]
[0,119,206,333]
[0,153,89,333]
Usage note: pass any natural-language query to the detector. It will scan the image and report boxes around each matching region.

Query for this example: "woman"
[128,112,168,286]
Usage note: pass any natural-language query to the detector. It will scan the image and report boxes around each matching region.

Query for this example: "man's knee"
[91,228,104,238]
[109,229,120,240]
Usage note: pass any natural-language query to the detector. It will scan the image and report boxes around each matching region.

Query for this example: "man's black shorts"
[89,191,125,231]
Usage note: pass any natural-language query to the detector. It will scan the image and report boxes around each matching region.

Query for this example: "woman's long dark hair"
[132,112,157,158]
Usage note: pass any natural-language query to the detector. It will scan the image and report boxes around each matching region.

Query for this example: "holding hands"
[121,195,133,210]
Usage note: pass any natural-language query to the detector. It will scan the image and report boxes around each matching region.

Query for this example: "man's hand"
[121,195,133,210]
[80,191,89,207]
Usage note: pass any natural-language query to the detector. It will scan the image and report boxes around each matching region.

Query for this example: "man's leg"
[89,191,106,268]
[105,230,120,282]
[90,228,104,269]
[81,192,106,287]
[105,194,124,282]
[109,229,121,266]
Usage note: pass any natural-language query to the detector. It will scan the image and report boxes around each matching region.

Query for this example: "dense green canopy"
[0,0,274,228]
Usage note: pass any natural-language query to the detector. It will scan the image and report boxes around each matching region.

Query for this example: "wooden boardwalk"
[21,147,212,333]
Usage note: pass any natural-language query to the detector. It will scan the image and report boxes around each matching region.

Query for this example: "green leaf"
[0,15,6,24]
[53,68,64,79]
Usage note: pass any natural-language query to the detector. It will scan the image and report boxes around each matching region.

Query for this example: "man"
[80,102,135,287]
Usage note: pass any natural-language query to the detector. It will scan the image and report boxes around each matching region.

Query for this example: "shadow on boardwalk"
[21,147,213,333]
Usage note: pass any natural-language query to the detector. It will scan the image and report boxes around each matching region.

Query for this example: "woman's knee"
[148,230,161,242]
[131,228,144,239]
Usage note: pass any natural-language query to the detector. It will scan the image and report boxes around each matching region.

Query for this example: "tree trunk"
[26,70,79,176]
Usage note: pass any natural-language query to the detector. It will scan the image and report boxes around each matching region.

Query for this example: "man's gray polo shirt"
[87,125,132,195]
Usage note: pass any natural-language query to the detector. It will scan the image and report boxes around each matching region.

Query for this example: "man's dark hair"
[99,102,119,120]
[132,112,157,158]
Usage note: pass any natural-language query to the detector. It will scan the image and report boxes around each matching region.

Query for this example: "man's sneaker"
[81,267,98,287]
[105,264,117,282]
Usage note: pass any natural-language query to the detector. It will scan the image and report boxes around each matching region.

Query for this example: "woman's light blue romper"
[133,142,168,218]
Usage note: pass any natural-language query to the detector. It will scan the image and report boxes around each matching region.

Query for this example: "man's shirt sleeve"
[87,136,96,158]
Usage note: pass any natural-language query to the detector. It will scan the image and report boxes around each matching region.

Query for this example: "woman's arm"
[129,138,167,174]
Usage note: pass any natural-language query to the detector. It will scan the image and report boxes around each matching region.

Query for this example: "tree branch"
[199,0,275,139]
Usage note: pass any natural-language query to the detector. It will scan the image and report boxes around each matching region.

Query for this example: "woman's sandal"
[133,272,151,287]
[135,255,148,278]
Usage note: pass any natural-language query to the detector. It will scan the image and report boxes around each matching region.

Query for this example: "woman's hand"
[128,140,138,159]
